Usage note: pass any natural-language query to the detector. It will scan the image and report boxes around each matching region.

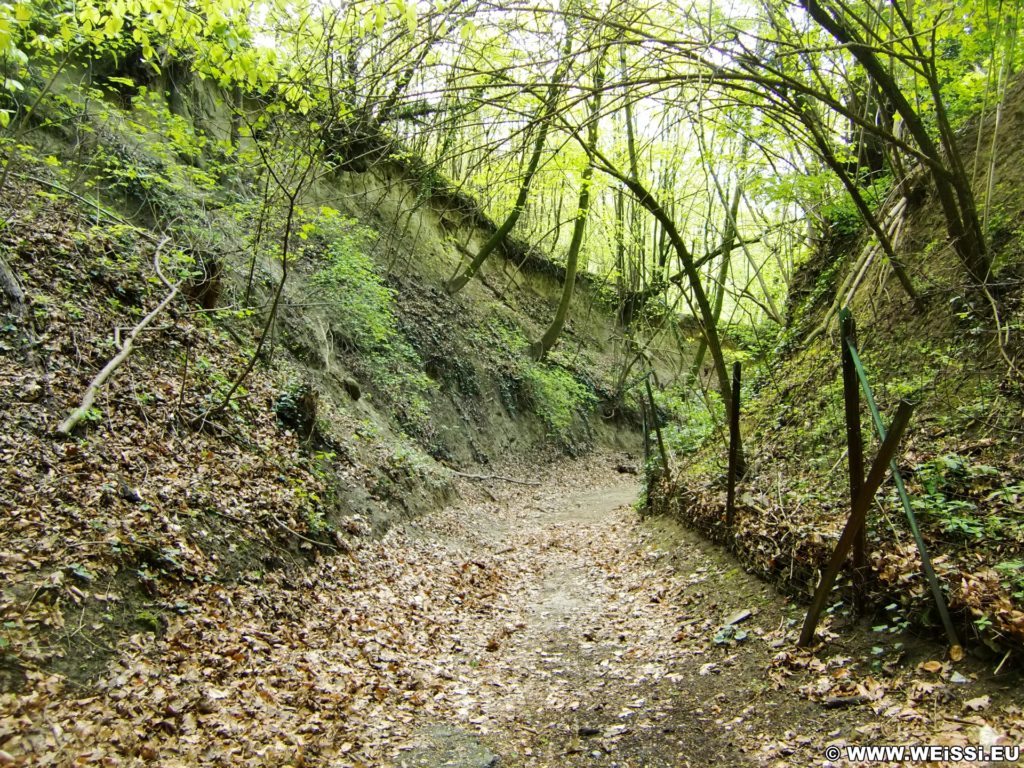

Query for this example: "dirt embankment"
[0,66,663,708]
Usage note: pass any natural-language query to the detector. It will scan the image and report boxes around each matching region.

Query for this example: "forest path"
[7,454,1021,766]
[393,454,1022,768]
[394,463,757,767]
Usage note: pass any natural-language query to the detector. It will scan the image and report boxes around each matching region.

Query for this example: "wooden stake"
[798,400,914,648]
[840,310,867,606]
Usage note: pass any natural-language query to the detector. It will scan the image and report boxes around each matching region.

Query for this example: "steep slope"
[652,77,1024,654]
[0,70,683,698]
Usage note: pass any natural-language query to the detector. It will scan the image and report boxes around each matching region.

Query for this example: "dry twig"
[56,237,174,436]
[448,468,541,486]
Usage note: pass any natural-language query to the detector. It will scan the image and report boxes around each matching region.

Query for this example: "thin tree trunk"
[531,48,606,359]
[691,130,748,379]
[583,137,736,419]
[447,34,574,294]
[621,44,644,299]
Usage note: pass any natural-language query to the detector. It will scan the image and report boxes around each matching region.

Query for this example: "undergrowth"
[304,208,439,438]
[470,315,600,449]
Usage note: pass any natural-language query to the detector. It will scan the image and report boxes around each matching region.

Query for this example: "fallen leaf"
[964,695,991,712]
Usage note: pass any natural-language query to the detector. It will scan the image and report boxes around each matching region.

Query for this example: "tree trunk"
[446,33,574,294]
[794,97,920,305]
[585,143,736,419]
[801,0,989,283]
[691,131,747,379]
[531,48,606,359]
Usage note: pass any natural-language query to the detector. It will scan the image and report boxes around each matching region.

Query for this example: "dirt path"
[3,454,1022,766]
[393,456,1023,768]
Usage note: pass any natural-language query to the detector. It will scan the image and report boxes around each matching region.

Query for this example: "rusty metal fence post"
[799,401,915,647]
[840,309,868,607]
[726,361,742,527]
[842,324,961,655]
[645,374,671,481]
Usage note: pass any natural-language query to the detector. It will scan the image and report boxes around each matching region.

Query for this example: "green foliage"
[820,194,862,238]
[465,314,604,448]
[909,454,1023,543]
[654,385,724,457]
[521,362,596,439]
[366,340,436,436]
[303,507,328,534]
[747,166,834,211]
[479,314,529,358]
[290,476,328,534]
[916,453,995,493]
[995,561,1024,601]
[783,250,847,342]
[84,130,210,225]
[304,208,439,437]
[721,320,781,362]
[819,175,894,237]
[273,378,314,434]
[308,211,393,350]
[384,440,433,477]
[134,610,163,633]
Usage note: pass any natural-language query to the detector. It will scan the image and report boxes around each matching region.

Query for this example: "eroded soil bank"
[2,455,1022,766]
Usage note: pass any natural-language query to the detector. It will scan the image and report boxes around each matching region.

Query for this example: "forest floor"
[3,454,1023,766]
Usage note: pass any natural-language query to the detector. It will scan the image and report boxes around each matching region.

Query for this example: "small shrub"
[308,213,395,350]
[521,362,596,440]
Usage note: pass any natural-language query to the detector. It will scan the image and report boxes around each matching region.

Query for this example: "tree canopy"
[2,0,1021,403]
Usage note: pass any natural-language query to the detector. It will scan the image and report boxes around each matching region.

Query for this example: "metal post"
[641,393,650,466]
[799,401,914,648]
[840,310,867,607]
[726,361,742,527]
[645,374,671,481]
[844,341,961,653]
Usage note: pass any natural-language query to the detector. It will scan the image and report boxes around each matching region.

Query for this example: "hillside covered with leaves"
[0,22,661,754]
